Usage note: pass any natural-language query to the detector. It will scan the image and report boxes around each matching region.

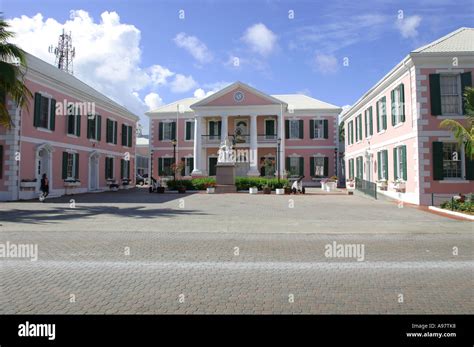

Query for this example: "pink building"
[342,27,474,205]
[0,53,139,201]
[146,82,341,184]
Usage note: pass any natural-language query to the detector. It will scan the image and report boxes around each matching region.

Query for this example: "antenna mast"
[48,29,76,74]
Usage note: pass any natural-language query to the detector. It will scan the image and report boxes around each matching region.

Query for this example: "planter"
[156,187,165,194]
[20,181,37,188]
[206,187,215,194]
[393,182,406,193]
[64,181,81,187]
[325,181,336,192]
[284,187,292,195]
[177,187,186,194]
[276,188,285,195]
[249,187,258,194]
[346,181,355,191]
[377,181,388,191]
[263,187,271,194]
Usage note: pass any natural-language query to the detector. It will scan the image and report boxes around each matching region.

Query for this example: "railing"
[257,134,278,143]
[431,193,474,209]
[201,134,221,145]
[202,134,277,145]
[355,177,377,199]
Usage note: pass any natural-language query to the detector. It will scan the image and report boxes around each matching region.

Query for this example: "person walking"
[39,173,49,202]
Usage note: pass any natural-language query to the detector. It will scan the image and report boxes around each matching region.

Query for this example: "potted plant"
[377,179,388,191]
[177,181,186,194]
[326,176,337,191]
[283,183,292,195]
[249,186,258,194]
[263,184,271,194]
[205,181,216,194]
[393,179,406,193]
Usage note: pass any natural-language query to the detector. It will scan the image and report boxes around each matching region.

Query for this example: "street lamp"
[172,139,177,181]
[277,137,281,183]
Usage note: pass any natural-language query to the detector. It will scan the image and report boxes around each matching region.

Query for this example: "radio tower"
[48,29,75,75]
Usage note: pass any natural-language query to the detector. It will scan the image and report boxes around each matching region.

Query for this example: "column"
[278,111,285,178]
[221,114,228,143]
[247,114,260,176]
[192,115,203,175]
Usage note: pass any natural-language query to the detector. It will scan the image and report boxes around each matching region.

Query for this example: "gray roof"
[412,27,474,54]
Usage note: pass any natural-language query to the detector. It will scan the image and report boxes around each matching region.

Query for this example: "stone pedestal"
[215,163,236,193]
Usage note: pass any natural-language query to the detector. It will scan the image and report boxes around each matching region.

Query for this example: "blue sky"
[3,0,474,133]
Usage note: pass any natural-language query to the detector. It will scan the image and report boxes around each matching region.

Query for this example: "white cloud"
[193,81,231,98]
[170,74,197,93]
[193,88,207,98]
[395,15,422,38]
[148,65,174,86]
[174,32,213,64]
[144,92,163,110]
[241,23,278,56]
[314,54,339,74]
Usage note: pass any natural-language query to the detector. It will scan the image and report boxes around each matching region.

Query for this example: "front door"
[209,157,217,176]
[37,148,51,192]
[90,156,99,190]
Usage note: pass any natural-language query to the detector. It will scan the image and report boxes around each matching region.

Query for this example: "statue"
[218,137,234,163]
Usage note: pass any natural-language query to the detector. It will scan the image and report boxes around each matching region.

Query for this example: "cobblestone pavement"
[0,189,472,314]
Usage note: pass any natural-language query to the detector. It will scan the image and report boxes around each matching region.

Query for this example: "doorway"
[89,153,99,190]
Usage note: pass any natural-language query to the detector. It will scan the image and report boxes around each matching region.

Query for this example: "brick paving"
[0,188,472,314]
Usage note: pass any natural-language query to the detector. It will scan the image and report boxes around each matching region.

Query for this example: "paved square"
[0,189,472,314]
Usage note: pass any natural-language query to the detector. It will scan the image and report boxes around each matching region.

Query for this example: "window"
[347,120,354,145]
[440,75,460,115]
[33,93,56,131]
[208,157,217,176]
[364,107,373,137]
[311,156,327,178]
[356,156,363,179]
[286,156,304,176]
[377,150,388,180]
[62,152,79,180]
[105,157,114,180]
[442,143,462,179]
[355,115,362,142]
[311,119,326,139]
[393,146,407,180]
[289,120,299,139]
[348,159,354,179]
[391,84,405,126]
[265,119,276,139]
[106,119,118,144]
[185,121,194,141]
[181,157,194,176]
[208,120,221,140]
[376,97,387,132]
[67,105,81,136]
[158,121,176,141]
[120,159,131,179]
[158,157,174,176]
[122,124,133,147]
[87,115,102,141]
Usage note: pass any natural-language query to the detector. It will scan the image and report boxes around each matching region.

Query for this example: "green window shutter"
[465,155,474,180]
[432,142,444,180]
[113,121,118,144]
[127,161,131,179]
[217,121,222,136]
[74,153,79,179]
[285,157,290,172]
[120,159,124,178]
[62,152,68,179]
[189,158,194,173]
[399,84,405,122]
[75,109,80,136]
[376,102,380,133]
[323,120,328,139]
[393,147,398,179]
[350,121,354,144]
[106,119,111,142]
[158,122,163,140]
[391,90,396,126]
[358,116,362,140]
[186,122,191,140]
[298,120,304,139]
[33,93,42,127]
[128,126,132,147]
[209,157,217,176]
[383,150,388,180]
[171,121,176,140]
[68,114,75,135]
[299,157,304,176]
[369,107,373,135]
[0,145,2,179]
[377,152,382,180]
[309,120,314,139]
[97,115,102,141]
[49,98,56,130]
[121,124,127,146]
[350,159,354,179]
[323,157,329,177]
[209,121,215,136]
[461,72,472,115]
[285,120,289,139]
[364,111,368,138]
[401,145,407,180]
[158,158,163,176]
[87,118,92,139]
[429,74,442,116]
[382,97,387,130]
[310,157,315,176]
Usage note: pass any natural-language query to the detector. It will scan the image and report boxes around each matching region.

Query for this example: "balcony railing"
[201,133,278,145]
[257,134,277,143]
[201,134,221,145]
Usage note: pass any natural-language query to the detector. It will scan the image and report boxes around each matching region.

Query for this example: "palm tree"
[0,14,32,128]
[440,87,474,159]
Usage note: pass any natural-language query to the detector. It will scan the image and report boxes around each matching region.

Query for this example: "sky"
[2,0,473,134]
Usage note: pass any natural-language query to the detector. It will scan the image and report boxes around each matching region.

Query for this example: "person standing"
[39,173,49,202]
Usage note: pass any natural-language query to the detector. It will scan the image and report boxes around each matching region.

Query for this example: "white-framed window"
[314,157,324,177]
[67,105,80,136]
[347,120,354,145]
[289,157,300,176]
[183,157,194,176]
[159,157,174,176]
[106,119,118,144]
[39,95,51,129]
[391,84,405,125]
[66,152,78,180]
[265,119,276,139]
[313,119,324,139]
[185,120,194,141]
[442,142,463,179]
[440,74,461,115]
[88,114,101,140]
[163,122,174,141]
[394,146,407,180]
[289,120,299,139]
[377,97,387,132]
[355,115,362,142]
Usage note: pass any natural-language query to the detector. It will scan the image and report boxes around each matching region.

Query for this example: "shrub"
[235,177,288,190]
[166,179,194,190]
[441,197,473,214]
[191,178,216,190]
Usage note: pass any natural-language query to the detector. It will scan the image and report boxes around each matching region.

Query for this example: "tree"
[0,14,32,128]
[440,87,474,159]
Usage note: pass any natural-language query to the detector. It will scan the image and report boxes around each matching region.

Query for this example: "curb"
[428,206,474,221]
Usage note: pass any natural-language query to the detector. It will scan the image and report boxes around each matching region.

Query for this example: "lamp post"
[277,137,281,183]
[172,139,177,181]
